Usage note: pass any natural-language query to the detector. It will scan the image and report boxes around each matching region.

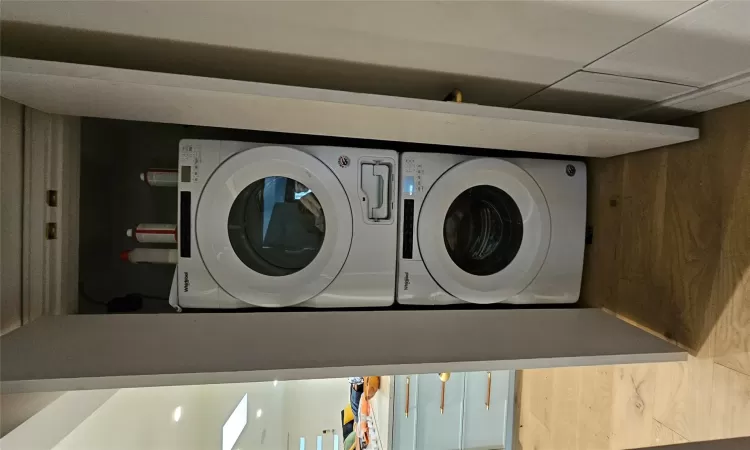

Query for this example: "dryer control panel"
[178,142,202,184]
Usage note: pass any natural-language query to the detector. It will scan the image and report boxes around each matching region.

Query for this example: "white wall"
[198,382,287,450]
[0,392,64,438]
[48,379,351,450]
[52,382,286,450]
[53,385,208,450]
[283,379,350,450]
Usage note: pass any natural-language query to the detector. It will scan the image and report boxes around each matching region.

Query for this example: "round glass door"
[228,176,325,277]
[417,158,550,303]
[196,145,353,307]
[443,185,523,276]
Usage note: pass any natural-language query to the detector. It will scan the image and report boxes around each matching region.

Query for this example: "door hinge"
[46,222,58,240]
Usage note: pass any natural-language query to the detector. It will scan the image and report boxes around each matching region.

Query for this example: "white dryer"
[397,152,586,305]
[176,140,397,309]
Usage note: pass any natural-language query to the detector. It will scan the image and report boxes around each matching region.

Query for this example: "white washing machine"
[175,140,397,309]
[397,152,586,305]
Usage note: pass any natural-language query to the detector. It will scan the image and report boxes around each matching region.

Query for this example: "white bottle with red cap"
[120,248,178,264]
[126,223,177,244]
[140,169,178,187]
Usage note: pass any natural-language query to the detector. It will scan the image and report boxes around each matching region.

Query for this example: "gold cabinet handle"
[486,372,492,410]
[405,376,410,418]
[439,373,451,414]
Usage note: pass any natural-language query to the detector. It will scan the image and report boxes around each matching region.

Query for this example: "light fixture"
[273,380,278,387]
[172,406,182,422]
[256,409,263,418]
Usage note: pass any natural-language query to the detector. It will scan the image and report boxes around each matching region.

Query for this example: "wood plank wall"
[516,101,750,449]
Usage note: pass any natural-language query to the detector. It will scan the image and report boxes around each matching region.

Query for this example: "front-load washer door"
[196,146,353,307]
[418,158,551,303]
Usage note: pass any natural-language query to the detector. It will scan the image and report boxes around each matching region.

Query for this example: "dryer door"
[418,158,551,303]
[196,146,353,307]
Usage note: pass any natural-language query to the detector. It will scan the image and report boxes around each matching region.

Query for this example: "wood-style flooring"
[516,101,750,449]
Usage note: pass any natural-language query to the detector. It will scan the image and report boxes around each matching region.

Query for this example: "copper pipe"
[486,372,492,410]
[439,372,451,414]
[440,383,445,415]
[405,376,410,418]
[443,88,463,103]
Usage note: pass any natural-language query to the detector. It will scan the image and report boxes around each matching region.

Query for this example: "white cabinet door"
[462,371,510,449]
[415,373,464,450]
[588,0,750,87]
[516,71,694,118]
[392,372,512,450]
[393,376,416,449]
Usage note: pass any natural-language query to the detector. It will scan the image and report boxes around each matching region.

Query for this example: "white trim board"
[1,99,25,335]
[0,309,685,393]
[0,57,698,158]
[624,71,750,122]
[21,108,80,324]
